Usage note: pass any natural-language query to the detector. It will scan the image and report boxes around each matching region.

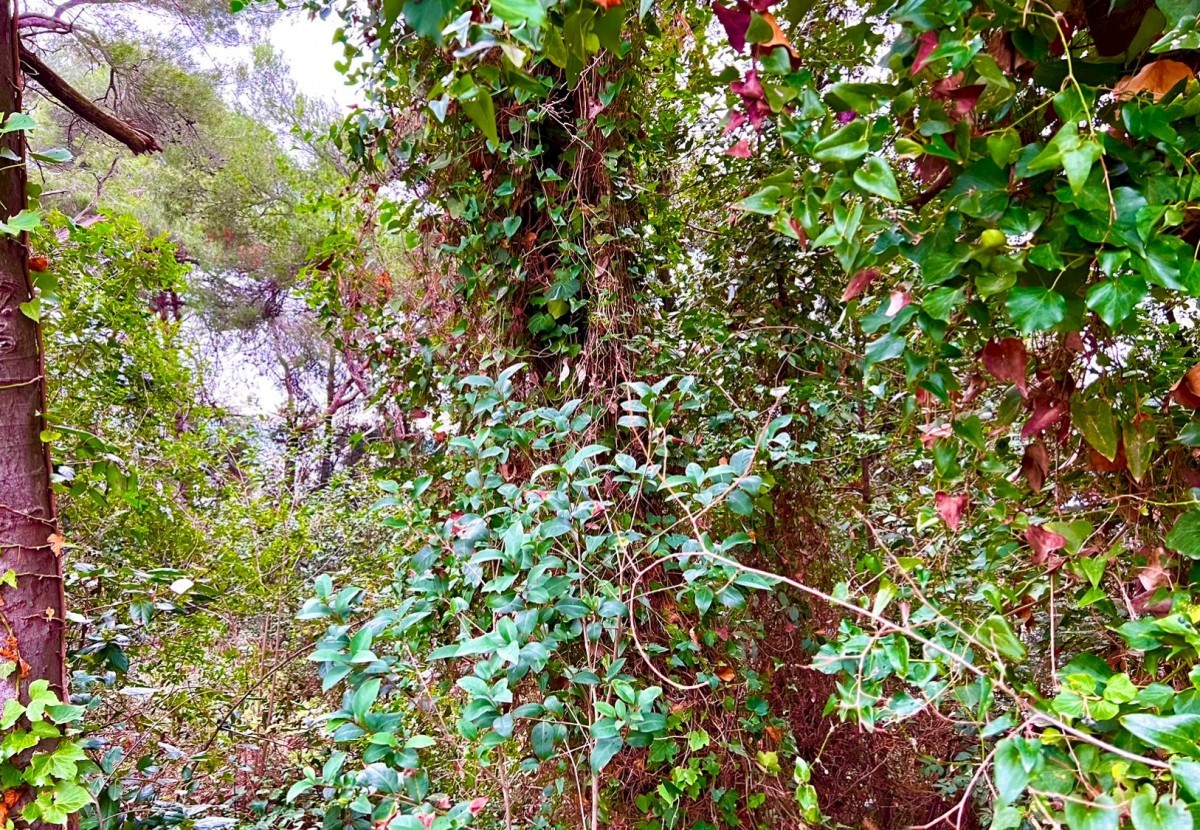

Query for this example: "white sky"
[269,14,356,107]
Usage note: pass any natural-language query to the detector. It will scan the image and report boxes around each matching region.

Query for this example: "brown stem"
[19,44,160,154]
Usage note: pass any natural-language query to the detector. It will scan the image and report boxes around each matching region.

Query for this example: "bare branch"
[18,43,161,154]
[15,14,71,34]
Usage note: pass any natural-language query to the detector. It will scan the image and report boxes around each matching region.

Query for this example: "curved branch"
[18,43,161,155]
[16,14,71,34]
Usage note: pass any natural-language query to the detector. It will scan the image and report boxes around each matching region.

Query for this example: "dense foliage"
[12,0,1200,828]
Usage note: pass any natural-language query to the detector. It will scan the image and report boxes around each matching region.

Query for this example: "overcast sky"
[269,14,355,107]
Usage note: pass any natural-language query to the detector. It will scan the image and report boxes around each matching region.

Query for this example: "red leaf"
[712,1,751,53]
[468,798,488,816]
[929,74,985,120]
[1021,441,1049,493]
[935,491,967,531]
[725,138,753,158]
[730,70,771,130]
[840,267,880,303]
[1026,524,1066,565]
[1171,362,1200,409]
[886,290,911,316]
[914,152,949,184]
[918,422,953,449]
[980,338,1028,396]
[1020,396,1067,439]
[724,110,748,134]
[911,30,938,75]
[787,218,808,248]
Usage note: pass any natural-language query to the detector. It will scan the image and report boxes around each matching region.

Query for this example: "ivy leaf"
[1064,795,1119,830]
[1165,511,1200,558]
[491,0,545,28]
[974,614,1026,661]
[1121,714,1200,757]
[980,338,1028,396]
[863,332,906,368]
[1130,790,1193,830]
[736,186,781,215]
[1026,524,1067,566]
[1006,286,1066,333]
[994,737,1040,805]
[458,85,499,146]
[0,112,35,134]
[1027,123,1102,195]
[1171,757,1200,801]
[853,156,901,201]
[712,1,751,53]
[1071,395,1119,462]
[1124,415,1157,483]
[840,267,880,303]
[934,491,967,531]
[812,119,870,162]
[403,0,457,39]
[1087,275,1148,328]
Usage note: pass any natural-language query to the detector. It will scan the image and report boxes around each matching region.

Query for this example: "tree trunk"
[0,0,68,710]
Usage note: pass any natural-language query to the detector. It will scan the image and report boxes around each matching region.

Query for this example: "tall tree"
[0,0,162,714]
[0,0,67,713]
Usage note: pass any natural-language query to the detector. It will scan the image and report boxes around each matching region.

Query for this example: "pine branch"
[18,43,161,155]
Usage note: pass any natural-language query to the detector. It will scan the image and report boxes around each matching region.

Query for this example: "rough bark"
[19,44,160,155]
[0,0,68,710]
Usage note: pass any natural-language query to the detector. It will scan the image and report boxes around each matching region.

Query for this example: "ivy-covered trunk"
[0,0,67,708]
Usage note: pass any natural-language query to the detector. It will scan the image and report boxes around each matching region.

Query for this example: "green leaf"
[285,779,315,803]
[812,119,870,162]
[403,0,456,39]
[1087,275,1148,328]
[1006,286,1066,333]
[1171,757,1200,801]
[974,614,1026,662]
[1064,795,1119,830]
[853,156,901,201]
[1122,416,1156,483]
[491,0,545,28]
[352,678,382,721]
[52,780,92,814]
[864,332,906,368]
[1131,790,1194,830]
[1121,713,1200,757]
[591,735,623,773]
[1071,396,1119,461]
[532,721,554,760]
[993,737,1040,805]
[737,186,782,215]
[30,148,72,164]
[455,79,498,145]
[1166,512,1200,559]
[0,113,35,134]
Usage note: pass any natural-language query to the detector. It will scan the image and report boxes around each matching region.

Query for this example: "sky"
[202,13,356,416]
[269,14,356,107]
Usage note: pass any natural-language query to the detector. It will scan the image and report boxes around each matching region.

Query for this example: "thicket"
[8,0,1200,829]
